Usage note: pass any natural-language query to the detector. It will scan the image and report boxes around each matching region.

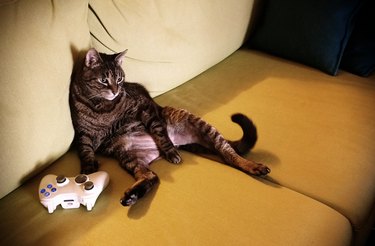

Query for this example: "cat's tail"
[228,113,258,155]
[179,113,257,156]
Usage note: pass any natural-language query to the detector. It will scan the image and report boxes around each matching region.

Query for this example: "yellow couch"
[1,0,374,245]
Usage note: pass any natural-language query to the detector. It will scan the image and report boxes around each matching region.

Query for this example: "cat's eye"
[117,77,124,84]
[98,78,108,85]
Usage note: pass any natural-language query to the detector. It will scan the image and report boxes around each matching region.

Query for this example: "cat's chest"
[81,105,121,123]
[86,99,140,129]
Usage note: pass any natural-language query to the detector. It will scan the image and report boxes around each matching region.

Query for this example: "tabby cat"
[69,48,270,206]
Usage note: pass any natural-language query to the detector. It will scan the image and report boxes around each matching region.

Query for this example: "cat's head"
[80,48,127,101]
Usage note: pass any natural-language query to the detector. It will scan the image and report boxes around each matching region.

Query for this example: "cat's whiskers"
[88,94,101,100]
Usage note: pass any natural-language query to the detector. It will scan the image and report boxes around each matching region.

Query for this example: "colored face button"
[47,184,53,189]
[40,188,46,194]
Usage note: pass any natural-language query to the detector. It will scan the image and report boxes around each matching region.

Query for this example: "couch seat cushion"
[0,151,351,245]
[156,49,375,234]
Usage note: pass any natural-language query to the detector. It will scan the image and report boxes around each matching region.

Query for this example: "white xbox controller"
[39,171,109,213]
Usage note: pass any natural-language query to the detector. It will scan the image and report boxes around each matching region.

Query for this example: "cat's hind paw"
[120,193,138,206]
[120,175,159,206]
[164,148,182,164]
[248,162,271,176]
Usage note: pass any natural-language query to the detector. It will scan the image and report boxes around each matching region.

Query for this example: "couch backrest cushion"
[248,0,363,76]
[88,0,255,97]
[340,0,375,77]
[0,0,91,198]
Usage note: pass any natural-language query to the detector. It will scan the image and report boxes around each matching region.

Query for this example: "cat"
[69,48,270,206]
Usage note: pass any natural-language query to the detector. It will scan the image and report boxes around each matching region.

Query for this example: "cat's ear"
[115,49,128,66]
[85,48,102,68]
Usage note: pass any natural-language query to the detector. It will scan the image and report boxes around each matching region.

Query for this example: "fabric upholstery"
[0,151,352,245]
[88,0,255,97]
[341,0,375,77]
[156,49,375,240]
[0,0,91,198]
[1,49,373,245]
[248,0,363,75]
[1,1,374,245]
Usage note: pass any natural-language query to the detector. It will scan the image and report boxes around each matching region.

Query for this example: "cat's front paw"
[80,160,99,174]
[164,148,182,164]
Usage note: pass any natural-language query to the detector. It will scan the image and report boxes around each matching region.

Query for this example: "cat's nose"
[109,83,118,95]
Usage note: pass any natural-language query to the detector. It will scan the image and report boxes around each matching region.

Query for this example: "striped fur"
[70,49,270,206]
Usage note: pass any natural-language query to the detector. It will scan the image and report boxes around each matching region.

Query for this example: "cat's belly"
[116,134,161,164]
[122,134,158,151]
[123,131,195,149]
[121,126,198,149]
[167,124,199,146]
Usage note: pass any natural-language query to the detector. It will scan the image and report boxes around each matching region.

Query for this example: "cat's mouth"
[103,92,120,101]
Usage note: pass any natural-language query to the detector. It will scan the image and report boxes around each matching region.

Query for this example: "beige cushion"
[0,151,352,245]
[156,49,375,239]
[0,0,91,198]
[88,0,255,97]
[3,47,373,245]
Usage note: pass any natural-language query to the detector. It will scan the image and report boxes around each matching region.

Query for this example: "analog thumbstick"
[56,175,66,184]
[84,181,94,191]
[75,174,88,184]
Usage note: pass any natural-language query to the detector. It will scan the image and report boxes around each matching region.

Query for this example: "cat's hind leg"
[106,133,163,206]
[141,110,182,164]
[163,107,270,176]
[121,166,159,206]
[117,150,160,206]
[197,124,270,176]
